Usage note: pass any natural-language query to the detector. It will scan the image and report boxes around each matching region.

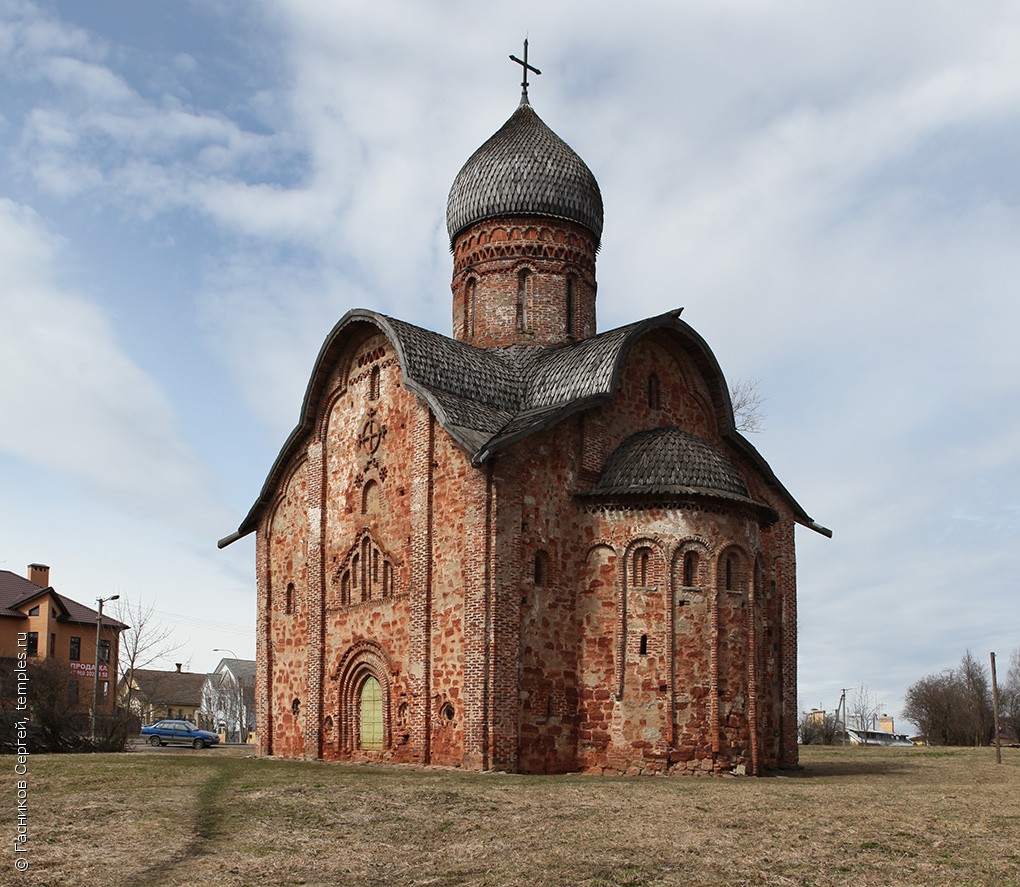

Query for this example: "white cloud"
[0,198,227,536]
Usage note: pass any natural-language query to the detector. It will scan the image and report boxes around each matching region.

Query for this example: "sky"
[1,0,1018,731]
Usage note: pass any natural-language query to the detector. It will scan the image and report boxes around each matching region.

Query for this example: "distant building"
[846,727,913,747]
[0,563,126,713]
[120,663,207,724]
[202,658,256,743]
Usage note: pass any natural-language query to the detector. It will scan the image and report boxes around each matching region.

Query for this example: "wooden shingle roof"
[221,309,831,546]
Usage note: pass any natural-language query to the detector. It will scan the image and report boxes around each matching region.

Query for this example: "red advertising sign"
[69,661,109,680]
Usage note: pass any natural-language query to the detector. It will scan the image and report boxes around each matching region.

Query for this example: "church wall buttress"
[303,439,325,761]
[408,408,434,763]
[255,525,272,756]
[266,458,309,760]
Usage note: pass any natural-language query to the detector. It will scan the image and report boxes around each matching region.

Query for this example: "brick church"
[221,62,829,775]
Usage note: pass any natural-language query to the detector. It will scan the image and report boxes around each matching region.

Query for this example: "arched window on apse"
[683,551,699,588]
[517,269,529,331]
[341,572,351,606]
[361,479,379,515]
[285,582,294,615]
[565,276,575,337]
[632,547,651,587]
[725,554,734,591]
[648,373,661,411]
[534,550,548,586]
[359,676,384,750]
[369,365,381,401]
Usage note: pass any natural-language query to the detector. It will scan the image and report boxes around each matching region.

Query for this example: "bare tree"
[848,684,882,735]
[113,597,184,712]
[904,651,995,746]
[799,708,840,745]
[959,650,994,746]
[729,378,766,434]
[1000,648,1020,741]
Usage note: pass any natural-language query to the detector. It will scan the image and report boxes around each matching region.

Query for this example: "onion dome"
[597,427,751,500]
[446,97,604,247]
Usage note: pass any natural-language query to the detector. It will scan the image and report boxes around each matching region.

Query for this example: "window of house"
[25,632,38,657]
[98,639,110,663]
[69,636,81,661]
[359,676,383,750]
[28,605,39,616]
[49,633,55,656]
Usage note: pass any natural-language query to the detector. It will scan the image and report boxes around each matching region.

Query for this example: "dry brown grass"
[7,744,1020,886]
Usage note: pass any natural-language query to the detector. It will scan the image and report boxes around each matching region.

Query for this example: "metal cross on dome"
[509,38,541,99]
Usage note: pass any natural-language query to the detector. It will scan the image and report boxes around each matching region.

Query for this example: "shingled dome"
[446,98,604,246]
[597,427,751,500]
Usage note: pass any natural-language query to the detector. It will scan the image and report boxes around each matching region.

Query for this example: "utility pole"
[91,594,119,743]
[990,652,1002,766]
[838,689,849,745]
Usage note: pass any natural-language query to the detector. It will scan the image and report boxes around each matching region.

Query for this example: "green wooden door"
[359,676,383,750]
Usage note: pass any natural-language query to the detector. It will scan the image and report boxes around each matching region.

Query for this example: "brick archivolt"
[332,640,394,753]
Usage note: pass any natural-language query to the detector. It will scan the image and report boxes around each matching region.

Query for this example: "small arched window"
[517,269,529,331]
[565,276,575,336]
[464,278,476,338]
[341,572,351,605]
[639,634,649,656]
[369,365,381,400]
[534,550,548,586]
[285,582,294,615]
[632,547,651,587]
[726,555,734,591]
[361,538,371,601]
[648,373,661,410]
[683,551,698,588]
[361,479,379,515]
[291,698,301,717]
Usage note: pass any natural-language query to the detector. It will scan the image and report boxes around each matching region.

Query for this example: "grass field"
[6,744,1019,886]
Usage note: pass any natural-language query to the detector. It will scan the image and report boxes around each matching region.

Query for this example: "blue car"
[141,719,220,749]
